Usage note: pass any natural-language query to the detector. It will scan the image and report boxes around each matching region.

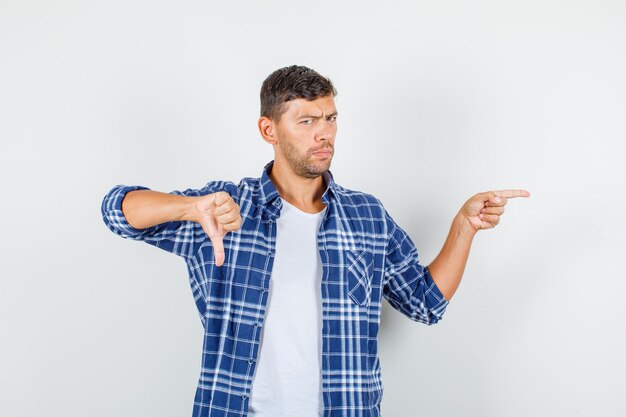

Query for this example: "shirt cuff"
[423,265,449,322]
[101,184,153,237]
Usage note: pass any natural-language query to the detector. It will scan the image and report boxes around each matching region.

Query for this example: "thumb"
[484,192,502,205]
[210,193,227,266]
[200,203,226,267]
[211,233,225,267]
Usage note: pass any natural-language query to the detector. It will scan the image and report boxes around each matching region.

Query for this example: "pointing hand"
[193,191,242,266]
[459,189,531,233]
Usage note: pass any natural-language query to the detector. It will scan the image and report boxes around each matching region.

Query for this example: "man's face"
[273,95,337,179]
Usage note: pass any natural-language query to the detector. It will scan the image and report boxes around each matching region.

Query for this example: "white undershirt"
[247,197,326,417]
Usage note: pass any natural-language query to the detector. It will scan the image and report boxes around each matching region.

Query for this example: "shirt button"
[248,358,254,364]
[267,250,273,256]
[273,199,281,206]
[253,322,260,327]
[242,394,248,400]
[261,288,266,293]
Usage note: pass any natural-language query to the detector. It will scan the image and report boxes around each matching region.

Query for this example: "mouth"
[312,148,332,157]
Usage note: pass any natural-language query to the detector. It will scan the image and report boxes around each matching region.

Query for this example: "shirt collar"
[258,159,337,207]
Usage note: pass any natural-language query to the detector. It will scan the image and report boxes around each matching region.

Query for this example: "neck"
[268,158,328,212]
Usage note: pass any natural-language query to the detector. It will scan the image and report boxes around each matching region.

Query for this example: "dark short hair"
[260,65,337,122]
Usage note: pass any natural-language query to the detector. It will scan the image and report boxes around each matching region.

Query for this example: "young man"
[101,65,530,417]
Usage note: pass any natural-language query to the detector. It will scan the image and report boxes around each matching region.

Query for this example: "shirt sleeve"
[100,181,239,259]
[382,206,449,325]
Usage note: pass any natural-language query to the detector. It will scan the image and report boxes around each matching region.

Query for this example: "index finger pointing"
[493,189,531,199]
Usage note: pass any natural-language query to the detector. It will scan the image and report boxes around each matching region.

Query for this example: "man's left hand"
[459,189,531,233]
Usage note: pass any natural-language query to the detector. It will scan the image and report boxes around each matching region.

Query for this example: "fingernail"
[495,197,501,203]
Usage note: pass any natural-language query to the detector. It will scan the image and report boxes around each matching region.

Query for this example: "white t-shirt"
[247,197,326,417]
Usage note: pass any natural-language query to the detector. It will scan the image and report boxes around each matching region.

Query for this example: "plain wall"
[1,1,624,416]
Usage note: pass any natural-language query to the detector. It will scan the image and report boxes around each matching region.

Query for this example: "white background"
[1,1,624,416]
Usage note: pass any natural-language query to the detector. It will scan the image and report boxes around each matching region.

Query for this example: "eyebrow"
[298,111,339,119]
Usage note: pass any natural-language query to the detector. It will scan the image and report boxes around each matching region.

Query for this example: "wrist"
[453,212,477,240]
[179,196,200,223]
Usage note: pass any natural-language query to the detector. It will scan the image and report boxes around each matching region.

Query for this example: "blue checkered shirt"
[101,159,449,417]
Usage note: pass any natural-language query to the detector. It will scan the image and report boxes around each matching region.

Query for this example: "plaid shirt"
[101,159,449,417]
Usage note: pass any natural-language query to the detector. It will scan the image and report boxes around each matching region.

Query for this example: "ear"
[258,116,277,144]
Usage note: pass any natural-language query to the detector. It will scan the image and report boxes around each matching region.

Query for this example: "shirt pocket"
[345,249,374,307]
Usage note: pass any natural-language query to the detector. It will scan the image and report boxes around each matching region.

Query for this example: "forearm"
[122,190,198,230]
[427,213,476,301]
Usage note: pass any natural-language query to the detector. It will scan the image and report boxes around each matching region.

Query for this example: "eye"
[328,115,337,122]
[301,119,313,125]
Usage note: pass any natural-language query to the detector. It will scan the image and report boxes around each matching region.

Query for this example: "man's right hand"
[191,191,242,267]
[122,189,242,266]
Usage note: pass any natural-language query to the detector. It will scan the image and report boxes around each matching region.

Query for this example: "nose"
[315,118,335,142]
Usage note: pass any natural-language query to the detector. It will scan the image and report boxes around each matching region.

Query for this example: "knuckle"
[216,191,230,202]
